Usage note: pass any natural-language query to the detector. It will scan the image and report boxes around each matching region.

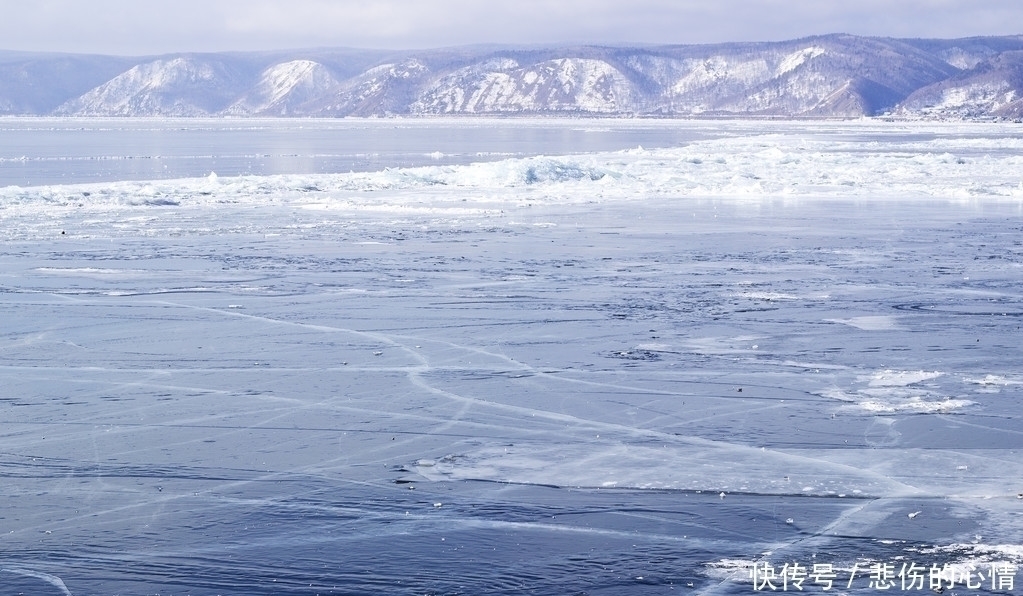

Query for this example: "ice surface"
[1,119,1021,594]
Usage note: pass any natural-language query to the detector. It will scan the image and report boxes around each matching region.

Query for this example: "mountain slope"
[54,56,251,116]
[7,35,1023,119]
[225,60,340,116]
[0,52,136,114]
[614,36,958,116]
[898,50,1023,118]
[410,57,636,114]
[309,59,430,116]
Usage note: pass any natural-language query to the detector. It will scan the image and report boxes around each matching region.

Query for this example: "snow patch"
[820,369,975,415]
[414,441,916,497]
[868,370,942,387]
[826,316,903,330]
[777,46,826,76]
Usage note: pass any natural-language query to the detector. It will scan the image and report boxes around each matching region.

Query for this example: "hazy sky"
[3,0,1022,56]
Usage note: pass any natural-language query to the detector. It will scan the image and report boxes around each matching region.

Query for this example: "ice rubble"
[3,122,1023,229]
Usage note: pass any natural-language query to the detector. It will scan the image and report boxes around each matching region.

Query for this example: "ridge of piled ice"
[3,124,1023,229]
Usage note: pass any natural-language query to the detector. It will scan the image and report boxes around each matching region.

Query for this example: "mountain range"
[2,34,1022,119]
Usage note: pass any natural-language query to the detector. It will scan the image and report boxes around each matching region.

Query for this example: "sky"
[2,0,1022,56]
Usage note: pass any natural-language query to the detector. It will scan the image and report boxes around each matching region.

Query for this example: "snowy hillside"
[898,50,1023,119]
[225,60,340,116]
[5,34,1023,119]
[312,59,430,116]
[54,57,247,116]
[637,36,959,116]
[410,58,635,114]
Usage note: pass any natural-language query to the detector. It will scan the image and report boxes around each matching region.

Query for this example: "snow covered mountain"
[4,34,1023,119]
[410,57,635,114]
[225,60,340,116]
[897,50,1023,119]
[654,36,959,117]
[311,59,430,116]
[53,56,249,116]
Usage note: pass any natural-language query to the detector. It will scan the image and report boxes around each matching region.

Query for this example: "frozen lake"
[0,117,740,187]
[1,119,1022,594]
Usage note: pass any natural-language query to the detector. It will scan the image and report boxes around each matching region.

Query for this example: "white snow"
[225,60,339,115]
[55,58,220,116]
[776,46,826,76]
[413,441,922,497]
[819,369,975,415]
[412,58,634,114]
[868,370,943,387]
[826,315,903,330]
[905,81,1021,119]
